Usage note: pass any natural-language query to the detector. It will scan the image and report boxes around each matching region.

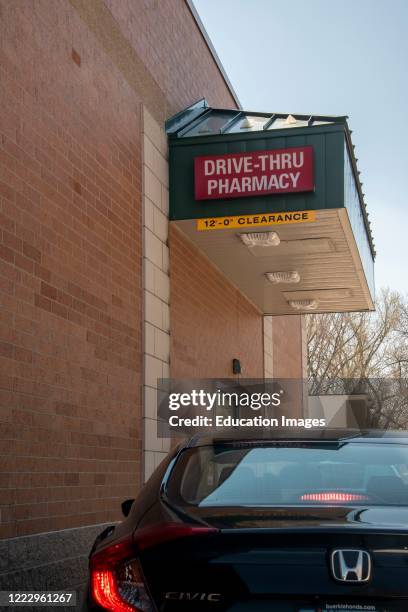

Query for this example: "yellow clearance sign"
[197,210,316,231]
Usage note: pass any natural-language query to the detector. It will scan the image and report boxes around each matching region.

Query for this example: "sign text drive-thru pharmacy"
[194,146,314,200]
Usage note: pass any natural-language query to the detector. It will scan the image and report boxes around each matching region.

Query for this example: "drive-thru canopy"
[167,100,375,315]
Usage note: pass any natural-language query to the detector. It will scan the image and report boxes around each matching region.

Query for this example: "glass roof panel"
[184,112,236,136]
[312,119,334,126]
[226,114,270,133]
[167,103,347,138]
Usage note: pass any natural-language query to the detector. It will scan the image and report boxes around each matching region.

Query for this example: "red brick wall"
[0,1,144,539]
[170,227,264,379]
[103,0,238,115]
[0,0,237,538]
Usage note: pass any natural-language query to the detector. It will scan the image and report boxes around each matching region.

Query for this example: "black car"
[84,429,408,611]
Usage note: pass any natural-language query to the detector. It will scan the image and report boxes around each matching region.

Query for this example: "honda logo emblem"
[330,549,371,583]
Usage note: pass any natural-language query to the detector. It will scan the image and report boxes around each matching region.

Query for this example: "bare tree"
[393,298,408,377]
[307,289,403,384]
[306,289,408,427]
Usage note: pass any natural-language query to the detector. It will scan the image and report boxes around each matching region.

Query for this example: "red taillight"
[91,569,135,612]
[134,522,218,551]
[90,536,143,611]
[300,492,369,502]
[89,524,217,610]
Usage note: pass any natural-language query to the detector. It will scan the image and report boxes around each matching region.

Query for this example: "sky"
[194,0,408,296]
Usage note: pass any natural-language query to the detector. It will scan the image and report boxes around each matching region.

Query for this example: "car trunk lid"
[138,505,408,610]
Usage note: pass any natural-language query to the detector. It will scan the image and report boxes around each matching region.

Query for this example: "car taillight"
[90,523,218,610]
[300,492,369,502]
[92,570,136,612]
[90,536,152,611]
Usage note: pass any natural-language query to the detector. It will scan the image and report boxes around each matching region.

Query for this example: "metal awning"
[167,100,375,315]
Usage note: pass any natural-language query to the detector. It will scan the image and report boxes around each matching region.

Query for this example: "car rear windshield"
[166,442,408,507]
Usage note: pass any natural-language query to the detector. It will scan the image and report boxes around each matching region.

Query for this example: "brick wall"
[0,0,237,540]
[68,0,238,125]
[271,315,306,380]
[101,0,238,117]
[142,108,171,479]
[0,0,144,539]
[170,226,264,379]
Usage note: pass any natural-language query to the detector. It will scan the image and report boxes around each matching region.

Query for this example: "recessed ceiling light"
[289,299,319,311]
[266,271,300,285]
[239,232,280,248]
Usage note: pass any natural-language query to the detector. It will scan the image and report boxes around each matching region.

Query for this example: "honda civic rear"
[85,431,408,611]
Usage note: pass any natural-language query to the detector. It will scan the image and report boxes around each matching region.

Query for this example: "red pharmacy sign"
[194,145,314,200]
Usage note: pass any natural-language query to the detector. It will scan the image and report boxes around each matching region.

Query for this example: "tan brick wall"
[142,108,171,480]
[264,316,274,378]
[0,0,237,538]
[170,226,264,379]
[271,315,306,379]
[269,315,307,418]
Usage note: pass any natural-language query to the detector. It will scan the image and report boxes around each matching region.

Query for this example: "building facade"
[0,0,309,589]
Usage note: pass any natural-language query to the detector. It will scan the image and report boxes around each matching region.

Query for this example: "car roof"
[185,428,408,448]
